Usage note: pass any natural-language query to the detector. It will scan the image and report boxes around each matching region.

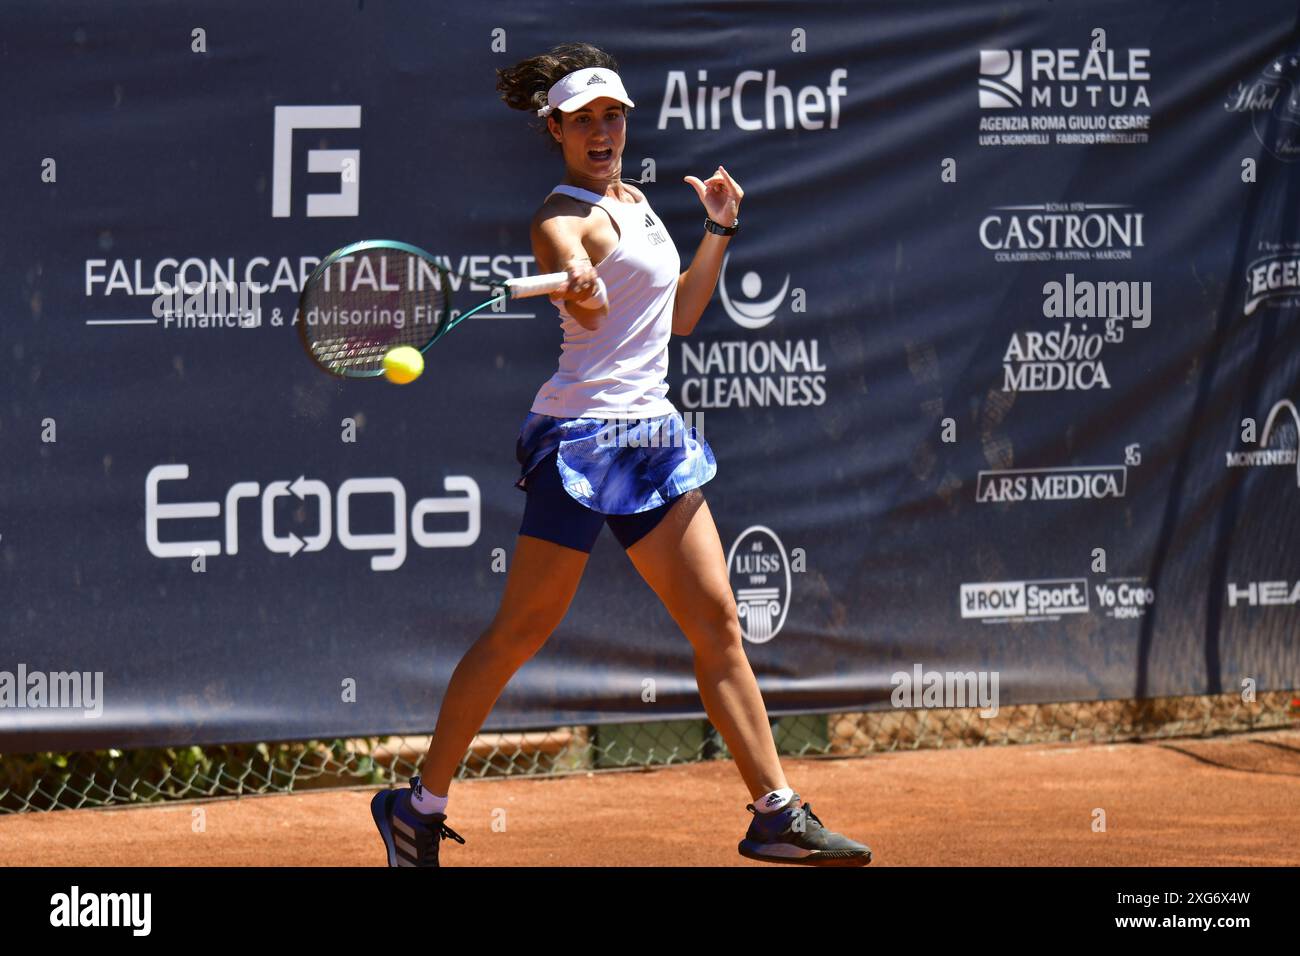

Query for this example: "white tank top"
[529,183,680,419]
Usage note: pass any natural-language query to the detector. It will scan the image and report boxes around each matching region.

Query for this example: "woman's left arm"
[672,165,743,336]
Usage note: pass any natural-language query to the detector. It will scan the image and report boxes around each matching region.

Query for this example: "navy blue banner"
[1,0,1297,750]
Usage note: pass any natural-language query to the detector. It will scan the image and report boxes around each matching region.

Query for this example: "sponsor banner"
[2,0,1297,750]
[1225,399,1300,486]
[1223,46,1300,162]
[979,203,1144,263]
[726,525,792,644]
[962,577,1156,622]
[960,579,1089,622]
[977,465,1128,502]
[1095,579,1155,620]
[1243,242,1300,316]
[1227,581,1300,607]
[977,44,1152,147]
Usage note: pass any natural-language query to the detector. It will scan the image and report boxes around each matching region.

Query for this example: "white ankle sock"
[410,779,448,816]
[755,787,795,813]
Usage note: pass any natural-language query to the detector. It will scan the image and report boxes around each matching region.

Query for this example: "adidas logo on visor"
[587,75,606,85]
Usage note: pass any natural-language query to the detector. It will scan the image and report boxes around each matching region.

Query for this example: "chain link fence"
[3,689,1296,813]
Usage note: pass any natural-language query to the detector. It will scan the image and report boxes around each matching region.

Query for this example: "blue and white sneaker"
[370,776,466,868]
[738,793,872,866]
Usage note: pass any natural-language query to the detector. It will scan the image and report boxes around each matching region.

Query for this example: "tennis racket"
[296,239,605,379]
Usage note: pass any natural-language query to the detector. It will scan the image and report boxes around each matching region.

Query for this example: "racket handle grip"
[505,272,569,298]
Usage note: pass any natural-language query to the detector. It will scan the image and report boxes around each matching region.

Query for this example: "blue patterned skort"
[514,409,717,515]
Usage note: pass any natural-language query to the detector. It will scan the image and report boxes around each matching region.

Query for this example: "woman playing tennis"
[371,41,871,868]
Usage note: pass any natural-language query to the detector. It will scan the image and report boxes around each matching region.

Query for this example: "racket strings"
[300,248,451,375]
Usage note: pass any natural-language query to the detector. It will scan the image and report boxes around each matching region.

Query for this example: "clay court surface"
[2,728,1296,867]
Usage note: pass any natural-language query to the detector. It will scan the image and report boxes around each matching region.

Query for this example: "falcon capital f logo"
[272,105,362,218]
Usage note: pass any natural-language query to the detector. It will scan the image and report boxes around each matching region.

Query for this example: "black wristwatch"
[704,216,739,237]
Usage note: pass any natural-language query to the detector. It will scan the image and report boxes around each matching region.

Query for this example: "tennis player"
[372,42,872,868]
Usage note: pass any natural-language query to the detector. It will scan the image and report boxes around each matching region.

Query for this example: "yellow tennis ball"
[382,346,424,384]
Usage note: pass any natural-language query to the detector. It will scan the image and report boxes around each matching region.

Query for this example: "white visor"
[537,67,635,117]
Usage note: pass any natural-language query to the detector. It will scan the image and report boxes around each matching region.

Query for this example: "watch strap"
[704,216,739,236]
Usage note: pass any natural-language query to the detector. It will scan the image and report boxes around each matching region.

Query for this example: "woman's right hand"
[549,256,608,326]
[549,256,600,300]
